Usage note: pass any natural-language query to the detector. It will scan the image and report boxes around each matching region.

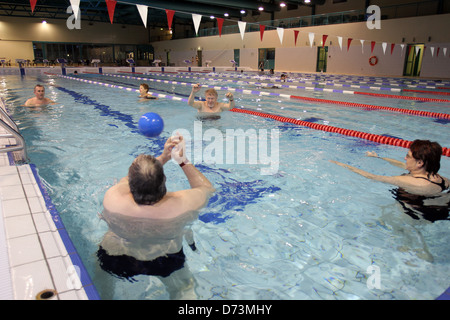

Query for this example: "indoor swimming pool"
[1,70,449,300]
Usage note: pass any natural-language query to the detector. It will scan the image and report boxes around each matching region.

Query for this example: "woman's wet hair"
[128,154,167,205]
[410,139,442,177]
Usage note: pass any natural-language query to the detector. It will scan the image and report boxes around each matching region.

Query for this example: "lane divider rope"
[353,91,450,103]
[230,107,450,157]
[98,73,449,119]
[47,73,449,157]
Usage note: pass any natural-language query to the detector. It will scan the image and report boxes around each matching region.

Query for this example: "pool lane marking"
[111,72,450,103]
[142,72,405,92]
[46,73,450,157]
[98,73,450,120]
[145,71,449,90]
[229,107,450,158]
[55,74,188,102]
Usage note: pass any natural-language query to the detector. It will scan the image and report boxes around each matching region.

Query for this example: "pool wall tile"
[0,103,100,299]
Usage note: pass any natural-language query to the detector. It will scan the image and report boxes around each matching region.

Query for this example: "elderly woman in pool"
[188,83,234,113]
[330,140,449,197]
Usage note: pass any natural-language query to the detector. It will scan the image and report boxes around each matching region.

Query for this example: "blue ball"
[138,112,164,137]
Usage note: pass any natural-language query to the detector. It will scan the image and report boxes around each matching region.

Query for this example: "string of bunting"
[30,0,448,58]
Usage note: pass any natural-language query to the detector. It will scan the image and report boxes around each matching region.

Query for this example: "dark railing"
[168,0,448,40]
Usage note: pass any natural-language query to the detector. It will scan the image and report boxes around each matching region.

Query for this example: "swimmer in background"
[330,140,449,222]
[280,73,288,82]
[139,83,158,100]
[188,83,234,117]
[24,84,55,106]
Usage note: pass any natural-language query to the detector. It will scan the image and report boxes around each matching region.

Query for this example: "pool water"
[1,72,449,300]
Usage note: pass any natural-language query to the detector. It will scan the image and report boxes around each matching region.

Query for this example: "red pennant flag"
[371,41,376,53]
[322,34,328,48]
[390,43,395,55]
[217,18,224,37]
[166,9,175,30]
[293,30,299,46]
[105,0,116,24]
[30,0,37,12]
[259,25,265,42]
[347,38,353,51]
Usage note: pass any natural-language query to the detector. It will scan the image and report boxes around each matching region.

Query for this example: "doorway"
[403,44,424,77]
[258,48,275,71]
[196,50,202,67]
[316,46,328,72]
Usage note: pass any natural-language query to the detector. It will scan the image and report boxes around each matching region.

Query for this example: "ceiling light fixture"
[258,6,264,11]
[240,10,246,14]
[210,15,215,19]
[224,13,229,17]
[280,2,286,7]
[304,0,311,3]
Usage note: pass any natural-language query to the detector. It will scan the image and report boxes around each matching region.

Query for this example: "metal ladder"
[0,98,28,163]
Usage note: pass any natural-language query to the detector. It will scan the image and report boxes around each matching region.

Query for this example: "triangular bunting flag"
[217,18,224,37]
[382,42,387,55]
[277,27,284,45]
[238,21,246,40]
[391,43,395,55]
[337,36,342,51]
[347,38,353,51]
[192,14,202,35]
[70,0,80,20]
[136,4,148,28]
[430,46,434,57]
[293,30,299,46]
[415,45,420,56]
[371,41,376,54]
[400,44,405,56]
[360,39,365,54]
[30,0,37,13]
[308,32,314,48]
[437,47,440,57]
[443,48,447,57]
[259,25,265,42]
[105,0,116,24]
[166,9,175,30]
[322,34,328,47]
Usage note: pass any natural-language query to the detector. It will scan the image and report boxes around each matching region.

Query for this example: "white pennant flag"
[382,42,387,54]
[238,21,246,40]
[192,14,202,35]
[400,44,405,56]
[337,36,342,50]
[136,5,148,28]
[70,0,80,20]
[415,46,420,56]
[308,32,314,48]
[277,27,284,44]
[430,46,435,57]
[360,39,365,54]
[443,48,447,57]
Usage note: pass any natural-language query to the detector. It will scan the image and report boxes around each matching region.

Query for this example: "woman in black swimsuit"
[331,140,449,221]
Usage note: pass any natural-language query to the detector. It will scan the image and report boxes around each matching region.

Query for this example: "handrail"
[0,98,28,163]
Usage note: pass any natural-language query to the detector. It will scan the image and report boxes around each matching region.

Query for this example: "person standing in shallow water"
[24,84,55,106]
[188,83,234,114]
[330,139,449,222]
[97,135,215,299]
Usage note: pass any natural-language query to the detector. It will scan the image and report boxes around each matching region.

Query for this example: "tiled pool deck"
[0,97,100,300]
